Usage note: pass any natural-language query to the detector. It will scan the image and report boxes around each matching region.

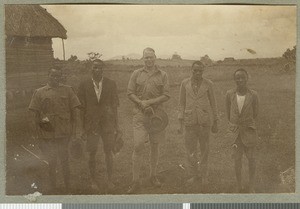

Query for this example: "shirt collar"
[92,77,103,86]
[191,77,203,85]
[142,65,160,74]
[45,83,63,90]
[234,87,250,94]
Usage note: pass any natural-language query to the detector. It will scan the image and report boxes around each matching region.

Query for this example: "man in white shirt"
[225,68,259,193]
[92,76,103,102]
[236,94,246,114]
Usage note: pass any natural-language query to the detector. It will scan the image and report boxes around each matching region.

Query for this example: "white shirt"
[92,78,103,102]
[236,94,246,114]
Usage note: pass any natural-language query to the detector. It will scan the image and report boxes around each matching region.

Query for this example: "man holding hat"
[178,61,218,186]
[127,47,170,194]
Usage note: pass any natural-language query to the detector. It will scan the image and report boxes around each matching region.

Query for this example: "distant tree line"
[282,46,296,63]
[282,46,296,72]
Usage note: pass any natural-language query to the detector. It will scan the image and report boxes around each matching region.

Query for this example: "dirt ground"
[6,66,295,195]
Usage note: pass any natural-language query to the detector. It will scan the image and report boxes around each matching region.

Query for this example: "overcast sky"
[43,5,296,61]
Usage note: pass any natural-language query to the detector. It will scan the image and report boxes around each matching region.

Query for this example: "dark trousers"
[86,132,115,180]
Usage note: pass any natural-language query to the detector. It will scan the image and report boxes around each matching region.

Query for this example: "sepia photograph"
[4,4,296,196]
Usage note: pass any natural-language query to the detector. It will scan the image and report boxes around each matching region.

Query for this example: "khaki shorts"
[133,110,165,150]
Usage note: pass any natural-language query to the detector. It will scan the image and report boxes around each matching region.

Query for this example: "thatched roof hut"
[223,57,235,62]
[5,5,67,39]
[5,4,67,91]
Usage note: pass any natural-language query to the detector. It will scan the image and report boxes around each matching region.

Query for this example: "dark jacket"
[225,88,259,147]
[78,77,119,134]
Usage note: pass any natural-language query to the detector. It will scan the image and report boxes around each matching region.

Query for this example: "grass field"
[6,61,295,195]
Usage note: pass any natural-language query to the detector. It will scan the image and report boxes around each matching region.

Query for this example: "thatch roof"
[5,5,67,39]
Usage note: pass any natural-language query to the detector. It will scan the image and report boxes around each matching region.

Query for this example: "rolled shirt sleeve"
[127,70,138,96]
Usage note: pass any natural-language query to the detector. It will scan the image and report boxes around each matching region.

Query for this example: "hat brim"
[146,109,169,133]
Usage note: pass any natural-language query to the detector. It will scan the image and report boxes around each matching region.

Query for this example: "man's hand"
[139,100,151,110]
[211,120,218,133]
[228,121,238,132]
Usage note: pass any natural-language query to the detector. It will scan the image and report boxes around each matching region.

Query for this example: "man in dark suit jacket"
[78,59,119,191]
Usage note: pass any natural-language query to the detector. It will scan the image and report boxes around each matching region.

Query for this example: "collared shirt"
[225,88,259,147]
[226,88,259,126]
[127,66,170,101]
[77,77,119,134]
[191,77,202,94]
[29,83,81,139]
[236,94,246,114]
[92,78,103,102]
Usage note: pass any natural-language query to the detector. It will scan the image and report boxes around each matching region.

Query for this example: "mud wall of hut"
[6,36,55,89]
[6,36,55,108]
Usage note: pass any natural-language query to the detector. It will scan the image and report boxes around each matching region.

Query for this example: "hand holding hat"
[39,116,54,132]
[144,107,169,134]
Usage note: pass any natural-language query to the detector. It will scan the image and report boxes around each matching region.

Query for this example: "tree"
[87,52,102,61]
[200,54,213,66]
[171,52,182,60]
[68,55,78,62]
[283,46,296,63]
[282,46,296,72]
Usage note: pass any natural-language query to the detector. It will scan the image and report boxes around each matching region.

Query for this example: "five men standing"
[29,50,259,194]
